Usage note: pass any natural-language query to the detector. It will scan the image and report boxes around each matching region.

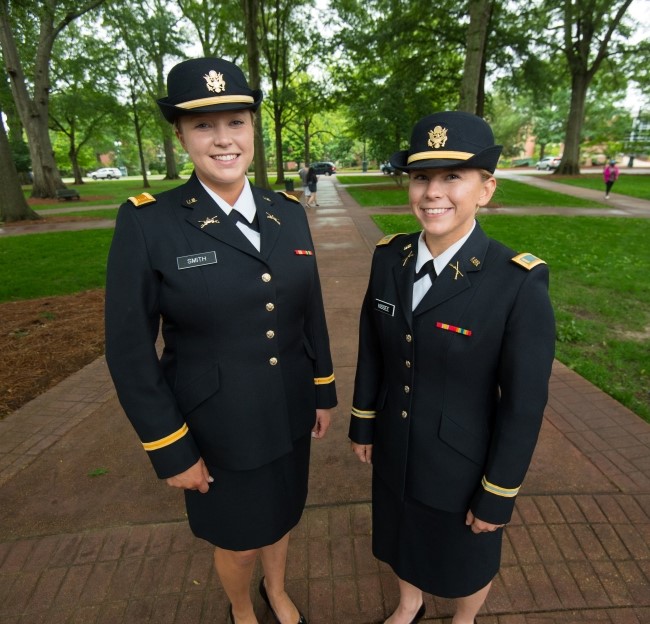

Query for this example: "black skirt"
[372,471,502,598]
[185,433,311,550]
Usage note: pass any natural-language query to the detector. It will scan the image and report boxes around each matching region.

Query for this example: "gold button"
[266,330,275,339]
[401,411,408,419]
[405,360,411,368]
[262,273,272,282]
[269,357,278,366]
[266,303,275,311]
[404,386,410,394]
[405,334,412,343]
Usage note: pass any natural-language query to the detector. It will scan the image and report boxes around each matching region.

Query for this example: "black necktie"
[415,259,436,281]
[229,209,259,232]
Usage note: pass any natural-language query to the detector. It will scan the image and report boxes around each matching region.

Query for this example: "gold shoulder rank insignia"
[277,191,301,204]
[128,192,156,207]
[511,252,546,270]
[376,233,407,247]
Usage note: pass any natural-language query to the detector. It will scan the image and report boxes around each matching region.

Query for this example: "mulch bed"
[0,289,105,418]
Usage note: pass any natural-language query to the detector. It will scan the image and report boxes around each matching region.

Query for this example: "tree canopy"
[1,0,648,217]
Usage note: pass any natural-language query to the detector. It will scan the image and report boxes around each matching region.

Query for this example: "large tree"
[0,0,104,198]
[0,104,38,222]
[546,0,635,174]
[104,0,186,180]
[49,21,123,185]
[458,0,494,114]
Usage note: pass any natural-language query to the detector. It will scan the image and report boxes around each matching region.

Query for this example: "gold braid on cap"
[176,95,255,109]
[407,150,474,164]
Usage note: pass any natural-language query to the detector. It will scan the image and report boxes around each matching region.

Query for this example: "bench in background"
[56,188,80,201]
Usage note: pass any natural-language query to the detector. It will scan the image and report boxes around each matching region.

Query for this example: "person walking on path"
[105,57,336,624]
[298,163,311,206]
[305,166,319,207]
[349,111,555,624]
[604,159,619,199]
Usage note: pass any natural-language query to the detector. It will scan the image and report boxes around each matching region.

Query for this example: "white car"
[535,156,561,170]
[88,167,122,179]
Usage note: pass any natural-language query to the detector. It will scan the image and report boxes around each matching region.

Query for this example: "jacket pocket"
[439,416,487,467]
[174,363,220,415]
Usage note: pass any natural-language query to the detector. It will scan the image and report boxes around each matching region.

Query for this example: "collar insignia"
[470,257,480,267]
[266,212,281,225]
[402,250,414,267]
[428,125,448,149]
[449,260,464,280]
[198,215,220,229]
[403,243,412,251]
[204,70,226,93]
[185,197,198,206]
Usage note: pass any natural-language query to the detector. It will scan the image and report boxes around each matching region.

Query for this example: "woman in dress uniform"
[105,58,337,624]
[349,111,555,624]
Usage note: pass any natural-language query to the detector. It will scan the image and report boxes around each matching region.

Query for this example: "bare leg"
[385,578,424,624]
[259,531,301,623]
[451,581,492,624]
[214,547,259,624]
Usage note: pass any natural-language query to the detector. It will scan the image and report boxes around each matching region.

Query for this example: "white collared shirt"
[199,178,261,251]
[412,221,476,310]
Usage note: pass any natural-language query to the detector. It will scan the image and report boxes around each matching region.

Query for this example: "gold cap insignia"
[428,125,448,149]
[204,70,226,94]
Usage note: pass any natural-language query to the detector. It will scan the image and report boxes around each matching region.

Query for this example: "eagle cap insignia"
[204,70,226,93]
[428,125,448,149]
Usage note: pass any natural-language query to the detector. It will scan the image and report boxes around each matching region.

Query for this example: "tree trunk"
[162,126,179,180]
[458,0,493,113]
[0,3,65,198]
[0,111,40,222]
[274,105,285,184]
[131,90,150,189]
[241,0,270,189]
[303,117,311,165]
[555,72,588,175]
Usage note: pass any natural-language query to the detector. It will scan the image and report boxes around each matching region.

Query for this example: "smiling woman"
[104,56,336,624]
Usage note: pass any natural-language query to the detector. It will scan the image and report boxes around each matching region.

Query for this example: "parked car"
[311,161,336,175]
[535,156,561,170]
[380,162,396,174]
[87,167,122,179]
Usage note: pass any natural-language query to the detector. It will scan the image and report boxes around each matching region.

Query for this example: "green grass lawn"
[0,229,114,300]
[25,177,185,209]
[343,177,608,208]
[372,213,650,423]
[541,172,650,200]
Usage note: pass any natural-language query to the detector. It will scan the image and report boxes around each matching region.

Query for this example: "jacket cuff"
[348,407,376,445]
[144,428,202,479]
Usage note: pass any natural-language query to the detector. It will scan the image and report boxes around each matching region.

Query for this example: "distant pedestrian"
[306,166,319,207]
[298,163,311,205]
[604,159,619,199]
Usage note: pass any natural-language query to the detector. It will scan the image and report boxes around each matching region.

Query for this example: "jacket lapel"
[413,225,490,316]
[251,186,282,260]
[392,234,419,325]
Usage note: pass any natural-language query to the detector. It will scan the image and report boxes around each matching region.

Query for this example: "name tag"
[177,251,217,270]
[374,298,395,316]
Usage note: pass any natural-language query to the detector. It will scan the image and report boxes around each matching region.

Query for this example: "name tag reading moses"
[374,298,395,316]
[177,251,217,270]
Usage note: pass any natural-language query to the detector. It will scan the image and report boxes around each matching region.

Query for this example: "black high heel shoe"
[259,577,307,624]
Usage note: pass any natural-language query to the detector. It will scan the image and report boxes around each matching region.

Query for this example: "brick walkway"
[0,177,649,623]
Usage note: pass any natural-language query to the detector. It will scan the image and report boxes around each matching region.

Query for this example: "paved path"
[0,177,649,623]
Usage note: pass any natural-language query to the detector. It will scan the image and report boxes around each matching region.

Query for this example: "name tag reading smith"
[177,251,217,270]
